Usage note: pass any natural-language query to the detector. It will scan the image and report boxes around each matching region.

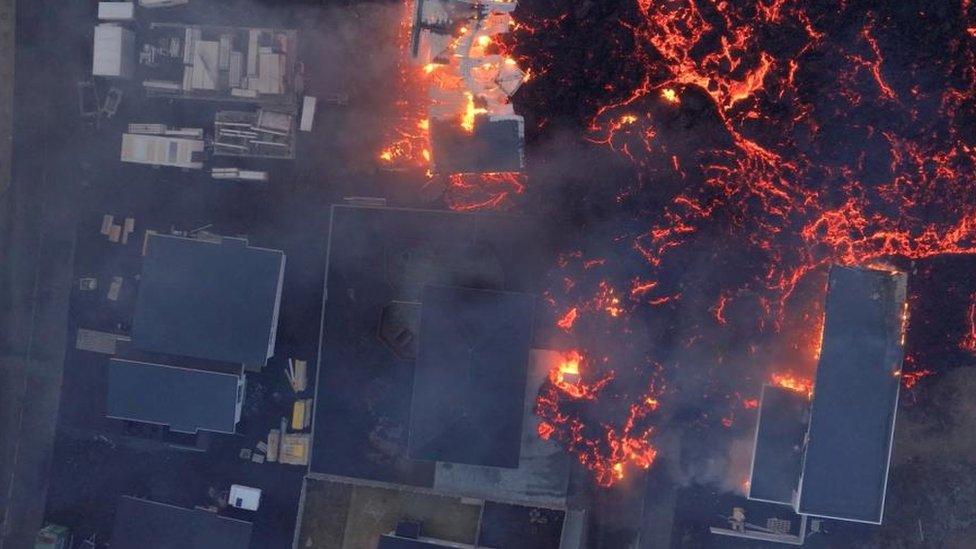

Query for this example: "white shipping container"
[121,134,204,169]
[98,2,135,21]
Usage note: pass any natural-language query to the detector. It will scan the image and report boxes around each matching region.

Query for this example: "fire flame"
[770,373,814,399]
[536,349,661,485]
[379,0,529,212]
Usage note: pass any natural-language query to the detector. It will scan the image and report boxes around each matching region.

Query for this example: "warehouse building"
[743,266,908,532]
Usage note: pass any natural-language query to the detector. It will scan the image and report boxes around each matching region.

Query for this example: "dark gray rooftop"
[408,285,535,468]
[106,358,242,434]
[797,266,907,523]
[477,501,565,549]
[430,116,524,174]
[748,384,807,505]
[111,496,252,549]
[131,234,285,369]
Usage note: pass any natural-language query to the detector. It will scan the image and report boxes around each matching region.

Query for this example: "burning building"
[409,0,526,174]
[746,265,908,527]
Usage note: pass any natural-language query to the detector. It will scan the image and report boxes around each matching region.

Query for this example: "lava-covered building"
[410,0,526,174]
[747,265,908,525]
[308,204,570,508]
[110,495,252,549]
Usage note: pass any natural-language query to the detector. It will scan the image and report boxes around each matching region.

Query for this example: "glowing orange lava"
[512,0,966,486]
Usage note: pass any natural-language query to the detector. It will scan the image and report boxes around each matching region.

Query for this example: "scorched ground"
[386,0,976,489]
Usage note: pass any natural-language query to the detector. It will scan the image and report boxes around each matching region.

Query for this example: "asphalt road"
[0,0,87,546]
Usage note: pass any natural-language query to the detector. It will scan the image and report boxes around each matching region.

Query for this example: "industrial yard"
[2,0,976,548]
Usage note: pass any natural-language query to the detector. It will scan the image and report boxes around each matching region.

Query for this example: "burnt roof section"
[132,234,285,369]
[797,266,907,524]
[430,116,523,174]
[748,384,808,506]
[111,496,252,549]
[106,358,241,434]
[408,285,534,468]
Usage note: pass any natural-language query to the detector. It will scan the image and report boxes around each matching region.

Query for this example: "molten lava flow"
[512,0,973,485]
[901,368,934,390]
[961,294,976,352]
[556,307,579,331]
[444,172,526,212]
[536,349,662,486]
[378,0,431,169]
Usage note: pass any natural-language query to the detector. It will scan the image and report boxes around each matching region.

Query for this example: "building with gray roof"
[106,358,244,434]
[131,233,285,371]
[747,265,908,525]
[111,495,252,549]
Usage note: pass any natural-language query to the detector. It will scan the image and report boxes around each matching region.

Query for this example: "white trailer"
[98,2,135,21]
[121,133,204,169]
[299,96,316,132]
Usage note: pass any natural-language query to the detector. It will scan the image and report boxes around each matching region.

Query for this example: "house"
[106,359,244,434]
[747,384,807,506]
[140,23,299,110]
[120,133,205,169]
[131,233,285,371]
[110,496,251,549]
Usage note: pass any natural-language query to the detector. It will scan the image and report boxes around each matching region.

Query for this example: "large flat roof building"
[309,205,563,502]
[408,285,535,468]
[796,266,907,523]
[746,266,907,526]
[106,358,244,434]
[131,234,285,371]
[111,496,252,549]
